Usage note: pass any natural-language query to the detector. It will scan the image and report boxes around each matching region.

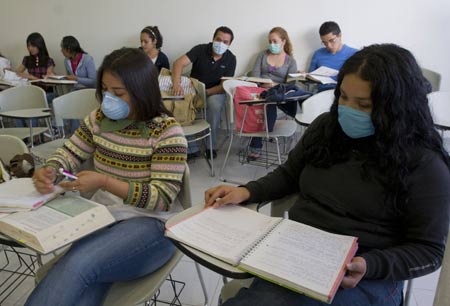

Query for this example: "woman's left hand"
[65,75,77,81]
[341,256,367,289]
[59,170,107,193]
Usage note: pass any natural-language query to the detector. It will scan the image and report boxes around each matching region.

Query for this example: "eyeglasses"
[322,36,339,46]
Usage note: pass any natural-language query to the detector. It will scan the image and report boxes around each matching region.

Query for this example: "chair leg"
[220,133,233,181]
[195,262,209,306]
[404,279,413,306]
[275,137,282,164]
[208,130,214,177]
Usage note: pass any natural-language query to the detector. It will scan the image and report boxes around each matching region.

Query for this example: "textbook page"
[0,178,64,212]
[166,205,281,266]
[0,196,115,253]
[310,66,339,77]
[239,219,358,303]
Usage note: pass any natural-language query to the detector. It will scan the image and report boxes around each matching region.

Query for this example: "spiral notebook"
[165,205,358,304]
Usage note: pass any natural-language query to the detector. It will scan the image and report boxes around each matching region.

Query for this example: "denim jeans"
[222,277,403,306]
[188,93,226,152]
[250,102,297,149]
[24,217,175,306]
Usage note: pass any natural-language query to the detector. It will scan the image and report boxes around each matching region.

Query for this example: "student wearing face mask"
[247,27,297,160]
[205,44,450,306]
[140,26,169,72]
[172,26,237,160]
[27,48,187,306]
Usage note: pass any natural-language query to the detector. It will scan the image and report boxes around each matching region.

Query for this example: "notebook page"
[166,205,281,265]
[0,178,64,210]
[240,219,356,298]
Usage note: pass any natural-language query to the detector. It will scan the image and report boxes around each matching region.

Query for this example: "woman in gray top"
[248,27,297,160]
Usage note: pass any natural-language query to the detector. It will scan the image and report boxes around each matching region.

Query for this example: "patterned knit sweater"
[46,109,187,213]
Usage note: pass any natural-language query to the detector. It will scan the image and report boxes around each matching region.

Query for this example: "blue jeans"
[223,277,403,306]
[188,93,226,152]
[25,217,175,306]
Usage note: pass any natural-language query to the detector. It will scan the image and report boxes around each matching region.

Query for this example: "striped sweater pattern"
[47,109,187,211]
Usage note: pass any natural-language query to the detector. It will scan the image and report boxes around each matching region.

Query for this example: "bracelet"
[101,175,109,191]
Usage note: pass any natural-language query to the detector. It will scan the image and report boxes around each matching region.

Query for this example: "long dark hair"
[301,43,449,203]
[96,48,170,121]
[61,36,86,55]
[25,32,50,67]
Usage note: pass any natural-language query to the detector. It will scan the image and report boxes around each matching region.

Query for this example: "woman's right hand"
[204,185,251,208]
[172,82,184,96]
[32,167,57,194]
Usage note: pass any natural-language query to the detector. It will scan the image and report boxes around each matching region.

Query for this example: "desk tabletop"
[0,108,51,119]
[166,204,252,279]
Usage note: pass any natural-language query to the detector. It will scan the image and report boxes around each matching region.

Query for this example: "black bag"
[260,84,311,102]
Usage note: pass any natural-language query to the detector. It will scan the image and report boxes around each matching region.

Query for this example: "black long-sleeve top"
[245,114,450,281]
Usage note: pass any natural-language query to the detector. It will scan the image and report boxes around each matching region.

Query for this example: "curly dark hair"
[300,43,449,203]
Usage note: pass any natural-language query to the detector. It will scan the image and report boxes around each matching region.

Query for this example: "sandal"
[246,148,261,161]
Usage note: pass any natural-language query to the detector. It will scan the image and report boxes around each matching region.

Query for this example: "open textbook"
[0,195,115,254]
[165,205,358,304]
[0,178,64,212]
[221,76,273,84]
[288,66,339,84]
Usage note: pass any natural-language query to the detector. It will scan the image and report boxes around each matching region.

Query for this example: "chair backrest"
[177,163,192,210]
[52,89,99,127]
[297,89,334,125]
[0,135,29,163]
[422,68,441,92]
[223,80,258,125]
[433,228,450,306]
[427,91,450,126]
[0,85,48,112]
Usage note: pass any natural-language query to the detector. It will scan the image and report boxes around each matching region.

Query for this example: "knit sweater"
[46,109,187,216]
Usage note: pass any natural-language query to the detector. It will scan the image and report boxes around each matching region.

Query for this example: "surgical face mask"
[212,41,228,55]
[338,105,375,138]
[268,43,282,54]
[101,92,130,120]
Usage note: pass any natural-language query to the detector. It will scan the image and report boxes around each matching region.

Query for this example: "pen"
[59,168,78,180]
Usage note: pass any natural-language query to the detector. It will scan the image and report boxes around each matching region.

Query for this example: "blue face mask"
[268,43,282,54]
[338,105,375,138]
[101,92,130,120]
[212,41,228,55]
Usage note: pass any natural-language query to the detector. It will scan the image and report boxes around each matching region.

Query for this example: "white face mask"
[212,41,228,55]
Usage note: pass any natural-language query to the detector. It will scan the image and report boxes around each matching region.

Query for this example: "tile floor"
[0,129,446,306]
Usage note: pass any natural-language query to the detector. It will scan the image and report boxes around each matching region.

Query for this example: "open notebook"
[288,66,339,84]
[0,178,64,212]
[165,205,358,304]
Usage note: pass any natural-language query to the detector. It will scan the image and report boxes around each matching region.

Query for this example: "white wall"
[1,0,449,90]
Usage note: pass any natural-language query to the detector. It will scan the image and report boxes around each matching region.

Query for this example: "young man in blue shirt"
[309,21,357,91]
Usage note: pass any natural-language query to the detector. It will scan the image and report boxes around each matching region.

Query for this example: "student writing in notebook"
[26,48,187,306]
[205,44,450,306]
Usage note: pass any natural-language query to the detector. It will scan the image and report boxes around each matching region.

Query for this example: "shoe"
[187,151,200,161]
[204,149,217,159]
[246,148,261,161]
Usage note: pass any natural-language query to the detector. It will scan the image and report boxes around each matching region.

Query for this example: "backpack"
[234,86,268,133]
[159,68,204,126]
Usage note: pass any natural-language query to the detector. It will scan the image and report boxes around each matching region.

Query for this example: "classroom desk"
[0,108,52,147]
[166,204,253,279]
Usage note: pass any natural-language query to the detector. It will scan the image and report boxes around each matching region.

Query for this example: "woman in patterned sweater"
[27,48,187,306]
